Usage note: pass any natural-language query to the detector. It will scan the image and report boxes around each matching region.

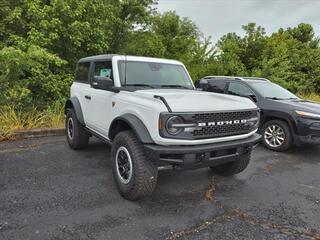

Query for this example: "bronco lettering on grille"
[198,119,247,127]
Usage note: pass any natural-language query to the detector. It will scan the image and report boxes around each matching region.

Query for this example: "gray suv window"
[228,82,253,96]
[207,80,226,93]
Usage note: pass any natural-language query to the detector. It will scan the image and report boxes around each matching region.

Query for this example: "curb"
[13,128,65,139]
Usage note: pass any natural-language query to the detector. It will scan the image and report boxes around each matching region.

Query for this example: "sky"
[156,0,320,44]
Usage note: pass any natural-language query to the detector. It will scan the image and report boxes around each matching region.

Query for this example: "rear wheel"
[111,130,158,200]
[210,151,251,176]
[65,109,89,149]
[261,120,292,151]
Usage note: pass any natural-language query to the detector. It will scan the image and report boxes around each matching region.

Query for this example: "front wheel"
[261,120,292,151]
[111,131,158,200]
[210,151,251,176]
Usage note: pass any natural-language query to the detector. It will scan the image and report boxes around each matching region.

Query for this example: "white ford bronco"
[65,55,261,200]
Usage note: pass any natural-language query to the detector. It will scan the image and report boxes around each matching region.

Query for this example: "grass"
[0,105,65,141]
[299,93,320,102]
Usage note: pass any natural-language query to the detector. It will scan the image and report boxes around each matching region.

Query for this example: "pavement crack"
[204,183,215,202]
[264,163,273,173]
[167,210,233,240]
[204,176,221,207]
[167,208,320,240]
[230,208,320,240]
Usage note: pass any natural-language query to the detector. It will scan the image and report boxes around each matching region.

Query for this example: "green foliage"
[0,0,156,110]
[215,23,320,94]
[125,11,213,80]
[0,0,320,117]
[0,45,72,109]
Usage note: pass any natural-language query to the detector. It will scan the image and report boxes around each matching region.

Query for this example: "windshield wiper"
[265,97,285,100]
[125,84,154,88]
[159,84,191,89]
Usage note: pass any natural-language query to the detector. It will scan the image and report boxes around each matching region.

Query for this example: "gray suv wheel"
[261,120,292,151]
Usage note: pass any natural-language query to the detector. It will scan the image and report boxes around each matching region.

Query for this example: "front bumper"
[294,117,320,145]
[144,133,262,169]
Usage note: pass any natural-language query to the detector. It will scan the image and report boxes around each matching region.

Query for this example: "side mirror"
[248,94,257,102]
[92,76,113,90]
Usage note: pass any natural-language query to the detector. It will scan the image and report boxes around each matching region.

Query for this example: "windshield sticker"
[100,68,111,77]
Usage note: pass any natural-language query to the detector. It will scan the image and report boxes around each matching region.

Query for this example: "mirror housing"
[92,76,113,90]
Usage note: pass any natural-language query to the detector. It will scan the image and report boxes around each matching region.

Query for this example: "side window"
[207,80,226,93]
[227,82,253,96]
[75,62,90,83]
[94,61,113,80]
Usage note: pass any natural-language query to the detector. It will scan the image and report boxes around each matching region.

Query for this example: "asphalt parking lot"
[1,136,320,240]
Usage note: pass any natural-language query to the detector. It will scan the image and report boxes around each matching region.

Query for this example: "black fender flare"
[260,110,297,134]
[109,114,154,144]
[65,97,85,125]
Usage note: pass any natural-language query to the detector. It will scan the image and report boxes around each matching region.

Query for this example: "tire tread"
[66,109,89,149]
[112,130,157,200]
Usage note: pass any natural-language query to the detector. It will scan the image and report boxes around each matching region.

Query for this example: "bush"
[0,45,72,110]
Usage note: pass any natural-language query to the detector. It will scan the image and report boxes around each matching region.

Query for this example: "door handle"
[85,95,91,100]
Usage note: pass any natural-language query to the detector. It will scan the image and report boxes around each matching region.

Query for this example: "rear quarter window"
[75,62,90,83]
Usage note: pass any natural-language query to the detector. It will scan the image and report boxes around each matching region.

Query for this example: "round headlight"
[166,116,184,135]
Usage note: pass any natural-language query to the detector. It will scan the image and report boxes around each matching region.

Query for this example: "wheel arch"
[65,97,85,125]
[260,112,296,135]
[109,114,154,144]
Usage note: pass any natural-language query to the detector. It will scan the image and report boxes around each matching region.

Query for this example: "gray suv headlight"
[295,110,320,120]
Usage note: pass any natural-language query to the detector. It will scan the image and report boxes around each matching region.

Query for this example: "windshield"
[248,82,298,99]
[118,61,194,89]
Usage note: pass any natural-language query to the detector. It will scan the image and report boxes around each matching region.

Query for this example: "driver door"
[85,61,115,137]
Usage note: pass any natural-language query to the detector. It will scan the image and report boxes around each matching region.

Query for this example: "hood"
[136,89,257,112]
[278,98,320,113]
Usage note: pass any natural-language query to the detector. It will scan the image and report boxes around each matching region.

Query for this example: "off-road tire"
[111,130,158,200]
[261,119,292,151]
[210,151,251,176]
[65,108,89,149]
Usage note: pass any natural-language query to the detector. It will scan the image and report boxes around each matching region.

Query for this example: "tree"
[0,0,158,109]
[287,23,314,43]
[1,0,320,110]
[215,22,320,94]
[125,11,214,80]
[0,45,72,109]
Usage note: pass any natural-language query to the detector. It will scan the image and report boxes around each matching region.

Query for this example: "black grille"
[191,110,258,139]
